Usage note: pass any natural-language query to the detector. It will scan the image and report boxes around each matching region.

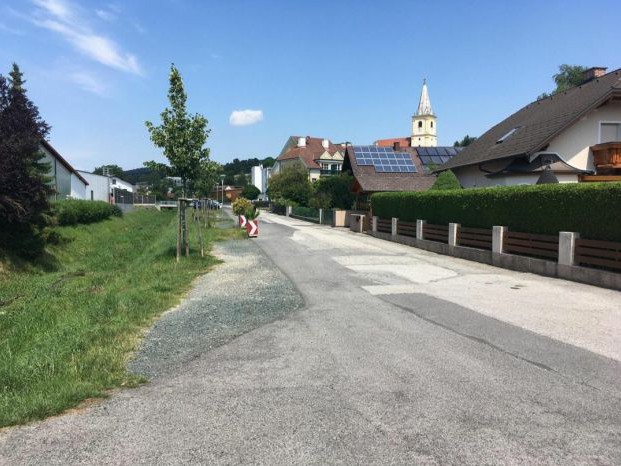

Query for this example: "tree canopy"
[454,135,477,147]
[311,174,355,209]
[267,163,312,206]
[538,64,589,100]
[242,184,261,201]
[93,164,124,178]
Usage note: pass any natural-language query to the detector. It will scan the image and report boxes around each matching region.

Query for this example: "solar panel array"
[352,145,417,173]
[417,146,462,168]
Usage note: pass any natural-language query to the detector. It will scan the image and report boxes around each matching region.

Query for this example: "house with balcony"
[272,136,345,182]
[440,67,621,187]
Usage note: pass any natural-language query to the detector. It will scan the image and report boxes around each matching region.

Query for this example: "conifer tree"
[0,63,51,256]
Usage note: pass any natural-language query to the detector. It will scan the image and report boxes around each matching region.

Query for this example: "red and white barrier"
[239,215,247,228]
[246,219,259,237]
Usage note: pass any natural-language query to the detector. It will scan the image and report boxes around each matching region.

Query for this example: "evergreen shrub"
[371,183,621,241]
[53,200,122,226]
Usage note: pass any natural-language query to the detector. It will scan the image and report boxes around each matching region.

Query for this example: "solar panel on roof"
[352,146,417,173]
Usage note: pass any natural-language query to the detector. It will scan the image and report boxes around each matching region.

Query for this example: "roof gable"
[442,69,621,171]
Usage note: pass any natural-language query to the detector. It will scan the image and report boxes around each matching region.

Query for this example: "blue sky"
[1,0,618,171]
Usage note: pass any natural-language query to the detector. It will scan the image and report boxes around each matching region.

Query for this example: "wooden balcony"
[591,142,621,173]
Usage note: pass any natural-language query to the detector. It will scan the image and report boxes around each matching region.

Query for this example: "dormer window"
[496,127,520,144]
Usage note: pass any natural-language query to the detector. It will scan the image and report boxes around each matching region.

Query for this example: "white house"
[77,171,135,203]
[251,164,271,195]
[41,140,88,200]
[441,67,621,187]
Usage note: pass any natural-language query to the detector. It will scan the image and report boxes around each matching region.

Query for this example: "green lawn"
[0,209,243,427]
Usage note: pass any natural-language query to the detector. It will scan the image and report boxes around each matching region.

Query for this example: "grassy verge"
[0,208,243,427]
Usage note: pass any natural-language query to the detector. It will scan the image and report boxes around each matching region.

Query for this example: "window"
[601,122,621,143]
[496,127,520,144]
[112,178,117,185]
[430,121,433,128]
[418,121,422,128]
[90,190,94,200]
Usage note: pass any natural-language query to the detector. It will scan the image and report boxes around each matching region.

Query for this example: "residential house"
[440,67,621,187]
[342,144,439,209]
[273,136,345,182]
[77,171,135,203]
[40,140,88,200]
[251,164,272,198]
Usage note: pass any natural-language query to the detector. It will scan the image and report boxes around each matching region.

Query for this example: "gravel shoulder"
[129,237,304,379]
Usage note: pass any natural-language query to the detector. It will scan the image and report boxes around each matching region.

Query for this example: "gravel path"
[129,237,304,379]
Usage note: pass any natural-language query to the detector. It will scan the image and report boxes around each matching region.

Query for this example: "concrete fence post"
[559,231,579,266]
[449,223,460,247]
[319,209,323,225]
[286,206,292,217]
[492,226,507,254]
[416,219,426,240]
[391,217,398,236]
[372,216,378,233]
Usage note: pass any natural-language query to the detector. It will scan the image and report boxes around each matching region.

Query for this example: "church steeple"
[411,78,437,147]
[417,78,433,116]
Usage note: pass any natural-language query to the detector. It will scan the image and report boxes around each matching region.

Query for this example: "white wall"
[251,166,263,192]
[547,100,621,171]
[70,174,87,199]
[78,171,111,201]
[454,165,579,187]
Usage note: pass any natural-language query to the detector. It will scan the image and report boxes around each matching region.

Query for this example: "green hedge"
[53,200,122,226]
[371,183,621,242]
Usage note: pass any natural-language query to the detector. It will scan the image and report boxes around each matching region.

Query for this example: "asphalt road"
[1,211,621,465]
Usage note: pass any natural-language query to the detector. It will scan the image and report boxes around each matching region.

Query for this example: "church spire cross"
[417,79,433,116]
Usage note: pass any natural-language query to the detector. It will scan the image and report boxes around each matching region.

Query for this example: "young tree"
[145,64,211,196]
[0,64,51,257]
[145,64,212,259]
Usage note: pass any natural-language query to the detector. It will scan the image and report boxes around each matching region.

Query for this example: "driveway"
[1,211,620,465]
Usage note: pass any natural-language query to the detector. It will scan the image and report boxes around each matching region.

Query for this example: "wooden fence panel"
[397,220,417,238]
[575,238,621,271]
[504,231,558,260]
[458,226,493,250]
[377,218,392,234]
[424,223,449,243]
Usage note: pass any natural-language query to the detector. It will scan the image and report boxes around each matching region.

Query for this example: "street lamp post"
[220,175,225,206]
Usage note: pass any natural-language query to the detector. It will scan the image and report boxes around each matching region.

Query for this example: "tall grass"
[0,209,242,427]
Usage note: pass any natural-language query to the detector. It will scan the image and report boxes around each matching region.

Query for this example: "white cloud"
[96,9,116,21]
[70,71,107,95]
[229,109,264,126]
[31,0,141,75]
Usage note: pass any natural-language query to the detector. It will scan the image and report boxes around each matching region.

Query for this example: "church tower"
[411,79,437,147]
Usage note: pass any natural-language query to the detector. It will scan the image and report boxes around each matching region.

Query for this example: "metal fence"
[291,206,320,223]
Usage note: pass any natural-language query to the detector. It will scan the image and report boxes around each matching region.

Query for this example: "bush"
[232,197,252,216]
[430,170,461,190]
[53,200,122,226]
[371,183,621,241]
[242,185,261,200]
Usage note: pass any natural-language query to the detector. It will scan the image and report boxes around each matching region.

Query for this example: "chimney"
[393,141,401,150]
[322,139,330,149]
[582,67,607,83]
[297,137,306,148]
